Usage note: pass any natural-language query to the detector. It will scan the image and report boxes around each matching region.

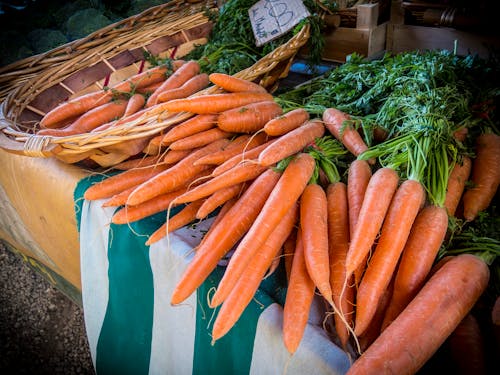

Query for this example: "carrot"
[282,228,317,354]
[444,156,472,217]
[282,229,297,283]
[344,167,400,277]
[327,182,355,349]
[102,185,140,208]
[211,203,298,343]
[123,93,146,117]
[136,81,164,95]
[168,127,232,151]
[112,154,163,170]
[193,133,267,166]
[198,196,238,248]
[161,149,192,164]
[40,90,113,128]
[160,91,274,114]
[216,100,283,133]
[208,72,267,93]
[263,108,310,136]
[300,183,333,304]
[142,60,198,107]
[208,153,315,308]
[257,120,325,167]
[156,114,218,145]
[380,205,448,330]
[84,164,169,201]
[195,182,246,219]
[145,199,204,245]
[172,161,268,204]
[322,108,373,163]
[170,169,281,305]
[354,179,425,336]
[453,126,468,142]
[346,253,490,375]
[211,138,277,176]
[156,73,210,103]
[126,139,230,206]
[347,159,372,287]
[38,99,128,136]
[462,132,500,221]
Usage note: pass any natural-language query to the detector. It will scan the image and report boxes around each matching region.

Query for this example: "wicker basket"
[0,0,310,167]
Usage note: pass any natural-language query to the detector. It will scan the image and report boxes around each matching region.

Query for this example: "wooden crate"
[386,1,500,58]
[319,3,388,63]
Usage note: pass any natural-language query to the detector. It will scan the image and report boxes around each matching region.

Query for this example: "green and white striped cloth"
[75,176,350,375]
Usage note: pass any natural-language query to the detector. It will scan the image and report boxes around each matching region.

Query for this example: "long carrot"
[354,179,425,336]
[195,182,246,219]
[84,164,169,201]
[172,161,267,204]
[126,139,230,206]
[146,60,200,107]
[282,229,297,283]
[444,156,472,217]
[300,183,333,305]
[327,182,355,350]
[170,169,281,305]
[160,91,274,114]
[282,228,317,354]
[211,203,298,343]
[112,154,164,170]
[124,93,146,117]
[380,205,448,330]
[344,167,400,276]
[156,114,218,145]
[346,253,490,375]
[156,73,209,103]
[217,100,283,133]
[322,108,373,163]
[208,72,267,93]
[257,120,325,167]
[462,132,500,221]
[145,199,204,245]
[208,153,316,308]
[169,127,232,151]
[263,108,310,136]
[347,159,372,287]
[38,99,128,136]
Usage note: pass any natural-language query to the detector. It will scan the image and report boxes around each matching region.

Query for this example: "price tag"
[248,0,310,47]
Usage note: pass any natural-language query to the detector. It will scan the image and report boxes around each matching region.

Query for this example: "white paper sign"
[249,0,310,47]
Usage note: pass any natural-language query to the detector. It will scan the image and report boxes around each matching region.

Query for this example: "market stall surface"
[0,242,94,374]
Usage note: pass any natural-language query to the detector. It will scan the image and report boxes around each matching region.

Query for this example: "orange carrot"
[444,156,472,217]
[193,133,267,166]
[124,93,146,117]
[217,100,283,133]
[136,81,164,95]
[282,228,316,354]
[198,196,238,248]
[211,138,277,176]
[156,73,210,103]
[300,183,333,305]
[112,154,163,170]
[38,99,128,136]
[211,203,298,343]
[146,60,200,107]
[170,169,281,305]
[156,114,218,145]
[172,161,268,205]
[257,120,325,167]
[263,108,310,136]
[209,72,267,93]
[346,254,489,375]
[126,139,230,206]
[282,229,297,282]
[462,132,500,221]
[161,149,192,164]
[84,164,169,201]
[145,199,204,245]
[327,182,355,349]
[168,127,232,151]
[354,179,425,336]
[345,167,400,277]
[209,153,315,308]
[322,108,373,163]
[102,185,141,208]
[160,91,274,114]
[380,205,448,330]
[195,182,246,219]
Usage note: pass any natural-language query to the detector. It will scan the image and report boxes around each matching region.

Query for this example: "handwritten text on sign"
[248,0,310,47]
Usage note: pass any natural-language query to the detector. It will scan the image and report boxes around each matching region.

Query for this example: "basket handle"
[0,118,58,157]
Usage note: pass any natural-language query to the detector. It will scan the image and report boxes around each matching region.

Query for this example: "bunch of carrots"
[73,59,499,374]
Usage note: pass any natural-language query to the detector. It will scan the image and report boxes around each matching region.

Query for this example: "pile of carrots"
[43,58,500,374]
